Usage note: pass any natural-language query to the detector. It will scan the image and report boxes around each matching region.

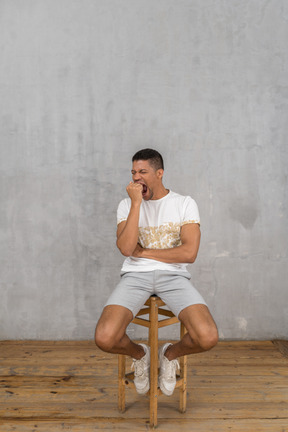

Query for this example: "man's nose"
[133,173,141,182]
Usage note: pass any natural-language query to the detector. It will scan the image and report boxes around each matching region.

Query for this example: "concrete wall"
[0,0,287,340]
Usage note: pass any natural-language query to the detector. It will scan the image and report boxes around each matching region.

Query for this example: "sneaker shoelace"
[131,356,147,377]
[163,357,180,379]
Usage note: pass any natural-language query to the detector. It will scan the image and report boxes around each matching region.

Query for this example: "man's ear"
[156,169,164,180]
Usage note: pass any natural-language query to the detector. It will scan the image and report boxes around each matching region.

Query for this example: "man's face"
[131,159,162,201]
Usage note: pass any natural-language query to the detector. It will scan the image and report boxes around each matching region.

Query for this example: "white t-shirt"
[117,190,200,272]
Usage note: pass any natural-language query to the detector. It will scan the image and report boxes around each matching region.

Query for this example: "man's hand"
[132,243,144,258]
[126,182,143,205]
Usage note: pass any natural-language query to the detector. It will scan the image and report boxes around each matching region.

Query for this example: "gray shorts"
[104,270,207,318]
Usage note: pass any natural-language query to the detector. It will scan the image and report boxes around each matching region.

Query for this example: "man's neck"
[151,186,169,200]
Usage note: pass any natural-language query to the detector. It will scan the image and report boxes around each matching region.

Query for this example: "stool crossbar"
[118,295,187,428]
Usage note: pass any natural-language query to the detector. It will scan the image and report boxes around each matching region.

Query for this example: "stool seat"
[118,295,187,428]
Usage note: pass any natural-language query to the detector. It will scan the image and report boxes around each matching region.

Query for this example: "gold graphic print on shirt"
[138,220,198,249]
[139,223,180,249]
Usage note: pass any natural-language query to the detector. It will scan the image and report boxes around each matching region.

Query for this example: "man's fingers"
[127,182,142,188]
[126,182,143,203]
[126,183,143,192]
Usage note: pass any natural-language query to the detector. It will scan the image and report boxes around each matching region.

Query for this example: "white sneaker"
[131,343,150,395]
[158,343,180,396]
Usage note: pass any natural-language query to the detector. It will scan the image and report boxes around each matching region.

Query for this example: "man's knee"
[198,326,219,351]
[95,305,133,353]
[95,324,117,352]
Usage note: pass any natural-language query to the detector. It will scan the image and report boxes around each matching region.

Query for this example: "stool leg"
[118,354,126,413]
[149,298,159,428]
[179,323,187,413]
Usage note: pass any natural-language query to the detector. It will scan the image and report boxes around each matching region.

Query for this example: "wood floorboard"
[0,419,288,432]
[0,340,288,431]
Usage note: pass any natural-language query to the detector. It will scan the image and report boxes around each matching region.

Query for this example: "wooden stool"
[118,295,187,428]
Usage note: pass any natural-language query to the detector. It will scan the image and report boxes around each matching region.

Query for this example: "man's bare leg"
[95,305,145,359]
[164,304,218,361]
[95,304,151,395]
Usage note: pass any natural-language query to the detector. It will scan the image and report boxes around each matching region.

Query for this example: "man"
[95,148,218,396]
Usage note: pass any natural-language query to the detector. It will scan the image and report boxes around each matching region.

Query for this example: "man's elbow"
[186,250,198,263]
[187,256,197,264]
[116,241,132,257]
[121,249,132,257]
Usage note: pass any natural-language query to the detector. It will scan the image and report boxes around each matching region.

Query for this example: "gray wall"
[0,0,287,340]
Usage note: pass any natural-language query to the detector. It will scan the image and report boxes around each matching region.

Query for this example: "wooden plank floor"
[0,340,287,431]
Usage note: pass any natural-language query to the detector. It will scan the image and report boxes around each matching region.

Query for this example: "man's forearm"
[134,244,198,264]
[116,203,141,256]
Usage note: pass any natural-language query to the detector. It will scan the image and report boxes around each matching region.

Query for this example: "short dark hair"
[132,148,164,170]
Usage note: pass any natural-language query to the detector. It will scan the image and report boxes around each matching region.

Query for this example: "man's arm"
[116,182,142,256]
[132,223,201,264]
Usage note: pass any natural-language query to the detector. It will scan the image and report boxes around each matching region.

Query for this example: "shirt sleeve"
[117,199,131,225]
[181,196,200,226]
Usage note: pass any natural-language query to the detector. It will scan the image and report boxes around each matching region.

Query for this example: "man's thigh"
[96,304,133,338]
[178,303,218,344]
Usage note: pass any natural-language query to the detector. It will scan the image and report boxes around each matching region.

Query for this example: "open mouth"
[142,184,148,195]
[137,183,148,196]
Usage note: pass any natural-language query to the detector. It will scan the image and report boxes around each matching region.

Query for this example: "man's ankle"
[133,344,146,360]
[164,343,174,361]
